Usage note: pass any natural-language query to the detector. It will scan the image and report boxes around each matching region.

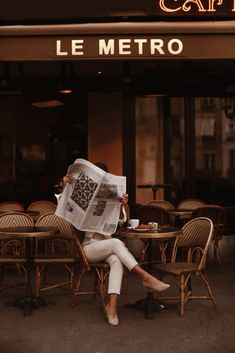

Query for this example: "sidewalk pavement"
[0,260,235,353]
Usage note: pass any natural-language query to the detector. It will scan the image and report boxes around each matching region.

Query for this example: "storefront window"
[135,96,185,205]
[195,97,235,205]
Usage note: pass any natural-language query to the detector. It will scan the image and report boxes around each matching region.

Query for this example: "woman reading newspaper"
[63,162,170,326]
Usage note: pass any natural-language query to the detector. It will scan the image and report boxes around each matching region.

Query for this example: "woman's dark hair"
[95,162,109,172]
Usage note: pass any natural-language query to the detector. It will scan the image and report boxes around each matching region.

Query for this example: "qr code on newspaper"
[71,172,98,211]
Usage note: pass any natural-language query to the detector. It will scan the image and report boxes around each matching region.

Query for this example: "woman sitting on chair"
[63,162,170,326]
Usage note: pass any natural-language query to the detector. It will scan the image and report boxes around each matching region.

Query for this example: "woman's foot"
[105,304,119,326]
[143,280,170,292]
[143,276,170,292]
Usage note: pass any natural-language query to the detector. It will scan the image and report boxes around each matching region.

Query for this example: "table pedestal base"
[125,291,168,319]
[6,295,55,316]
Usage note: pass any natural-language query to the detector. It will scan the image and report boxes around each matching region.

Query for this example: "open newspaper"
[55,159,126,236]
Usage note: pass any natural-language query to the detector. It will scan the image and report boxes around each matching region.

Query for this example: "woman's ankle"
[106,303,117,317]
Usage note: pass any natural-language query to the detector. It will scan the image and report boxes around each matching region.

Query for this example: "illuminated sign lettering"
[56,38,184,57]
[158,0,235,13]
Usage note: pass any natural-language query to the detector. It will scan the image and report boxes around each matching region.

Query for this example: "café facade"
[1,1,235,217]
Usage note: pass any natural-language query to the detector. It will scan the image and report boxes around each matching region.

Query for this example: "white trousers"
[83,238,138,295]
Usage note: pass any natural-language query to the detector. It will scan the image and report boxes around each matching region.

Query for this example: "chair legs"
[160,272,216,316]
[200,272,216,310]
[213,238,223,269]
[179,274,186,316]
[95,267,108,313]
[35,263,75,297]
[73,265,109,314]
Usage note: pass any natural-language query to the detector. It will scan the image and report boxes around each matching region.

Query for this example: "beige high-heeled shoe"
[106,313,119,326]
[143,280,170,292]
[105,305,119,326]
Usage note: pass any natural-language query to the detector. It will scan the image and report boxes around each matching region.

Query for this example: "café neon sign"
[158,0,235,12]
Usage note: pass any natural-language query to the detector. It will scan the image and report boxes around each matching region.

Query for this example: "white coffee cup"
[129,219,140,228]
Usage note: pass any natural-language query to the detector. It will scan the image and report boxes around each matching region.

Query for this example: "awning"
[1,21,235,61]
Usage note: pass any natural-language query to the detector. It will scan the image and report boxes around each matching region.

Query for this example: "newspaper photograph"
[55,159,126,236]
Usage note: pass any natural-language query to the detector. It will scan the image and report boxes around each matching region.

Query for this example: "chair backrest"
[35,212,78,257]
[138,205,173,226]
[190,205,225,235]
[146,200,174,210]
[35,212,77,240]
[172,217,214,270]
[0,202,25,212]
[27,200,57,214]
[177,198,206,209]
[0,212,34,227]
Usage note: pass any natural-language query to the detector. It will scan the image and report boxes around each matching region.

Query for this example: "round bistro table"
[119,226,182,319]
[0,226,59,316]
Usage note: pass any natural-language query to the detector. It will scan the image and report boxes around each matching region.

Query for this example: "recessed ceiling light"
[60,88,73,94]
[31,100,64,108]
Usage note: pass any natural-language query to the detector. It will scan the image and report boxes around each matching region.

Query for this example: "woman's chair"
[72,233,111,313]
[34,212,77,296]
[154,217,215,316]
[190,205,225,269]
[0,212,34,291]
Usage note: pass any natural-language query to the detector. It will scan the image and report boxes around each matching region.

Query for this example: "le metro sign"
[56,37,183,57]
[3,33,235,60]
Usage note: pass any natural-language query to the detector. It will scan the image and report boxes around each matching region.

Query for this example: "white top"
[82,205,127,246]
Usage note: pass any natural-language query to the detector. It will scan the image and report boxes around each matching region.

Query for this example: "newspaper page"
[55,159,126,236]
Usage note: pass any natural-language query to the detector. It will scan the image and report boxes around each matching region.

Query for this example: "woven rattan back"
[190,205,225,232]
[146,200,174,209]
[138,204,173,226]
[0,212,34,227]
[172,217,214,270]
[177,198,206,209]
[27,201,56,214]
[0,202,25,212]
[35,212,77,240]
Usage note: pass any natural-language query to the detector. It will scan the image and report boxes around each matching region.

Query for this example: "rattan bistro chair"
[34,212,77,296]
[0,201,25,212]
[176,198,206,222]
[154,217,215,316]
[190,205,225,268]
[137,205,174,263]
[138,204,173,226]
[146,200,175,225]
[146,200,174,209]
[177,198,206,210]
[27,200,57,215]
[0,212,34,291]
[72,233,110,313]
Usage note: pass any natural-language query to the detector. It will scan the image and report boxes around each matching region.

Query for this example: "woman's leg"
[84,241,125,325]
[132,264,170,291]
[84,238,169,291]
[105,254,123,325]
[83,238,138,271]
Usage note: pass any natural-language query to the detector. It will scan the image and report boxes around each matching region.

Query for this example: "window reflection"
[135,95,235,207]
